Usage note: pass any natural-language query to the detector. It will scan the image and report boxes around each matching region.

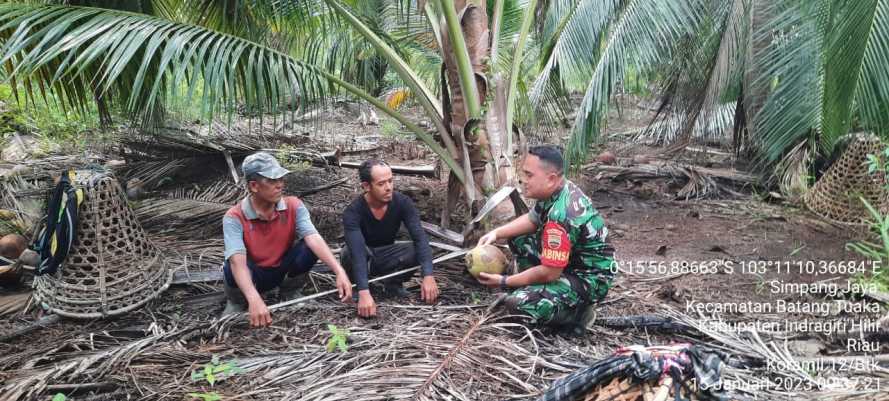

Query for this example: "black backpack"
[35,170,83,276]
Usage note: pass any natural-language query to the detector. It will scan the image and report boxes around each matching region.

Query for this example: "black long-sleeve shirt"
[342,191,434,290]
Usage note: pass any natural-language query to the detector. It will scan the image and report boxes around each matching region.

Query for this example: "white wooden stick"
[268,249,468,311]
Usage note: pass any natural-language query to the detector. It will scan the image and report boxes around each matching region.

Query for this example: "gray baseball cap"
[242,152,290,180]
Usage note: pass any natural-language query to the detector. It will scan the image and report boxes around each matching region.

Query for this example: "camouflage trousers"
[505,234,610,325]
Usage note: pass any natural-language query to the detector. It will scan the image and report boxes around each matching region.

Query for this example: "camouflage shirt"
[528,179,615,278]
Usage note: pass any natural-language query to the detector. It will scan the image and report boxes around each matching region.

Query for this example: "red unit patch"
[541,221,571,268]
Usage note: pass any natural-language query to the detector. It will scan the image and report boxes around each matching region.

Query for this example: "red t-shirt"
[224,196,301,268]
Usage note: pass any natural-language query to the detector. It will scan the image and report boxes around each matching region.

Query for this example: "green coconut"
[465,244,507,278]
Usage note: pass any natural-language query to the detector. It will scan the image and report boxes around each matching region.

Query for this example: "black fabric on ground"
[534,345,733,401]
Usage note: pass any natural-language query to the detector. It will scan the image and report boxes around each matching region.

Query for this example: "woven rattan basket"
[34,171,172,318]
[804,133,889,229]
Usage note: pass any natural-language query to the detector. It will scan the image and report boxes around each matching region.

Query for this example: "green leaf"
[326,338,336,353]
[52,394,66,401]
[202,364,216,386]
[213,363,231,374]
[188,392,222,401]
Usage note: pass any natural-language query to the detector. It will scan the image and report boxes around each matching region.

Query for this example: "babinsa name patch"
[541,221,570,268]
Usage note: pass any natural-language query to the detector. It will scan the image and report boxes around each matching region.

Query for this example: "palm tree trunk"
[440,0,492,197]
[743,0,772,147]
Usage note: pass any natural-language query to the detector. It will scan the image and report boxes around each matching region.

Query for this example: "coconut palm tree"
[1,0,887,227]
[0,0,533,234]
[559,0,889,197]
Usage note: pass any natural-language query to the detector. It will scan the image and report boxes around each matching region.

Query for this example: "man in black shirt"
[341,159,440,317]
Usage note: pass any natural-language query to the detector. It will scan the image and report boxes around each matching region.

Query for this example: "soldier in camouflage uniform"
[476,145,615,329]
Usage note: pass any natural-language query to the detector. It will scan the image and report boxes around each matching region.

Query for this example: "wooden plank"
[589,162,756,183]
[339,161,438,178]
[223,151,239,184]
[429,241,463,252]
[421,221,464,244]
[295,177,347,197]
[172,270,223,284]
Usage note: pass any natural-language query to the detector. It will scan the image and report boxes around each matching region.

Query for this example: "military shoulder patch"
[541,221,571,268]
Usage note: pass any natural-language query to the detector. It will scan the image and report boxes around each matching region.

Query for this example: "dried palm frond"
[155,238,225,273]
[123,158,189,190]
[167,180,245,205]
[386,88,411,110]
[135,181,244,239]
[774,139,815,201]
[0,174,45,236]
[0,325,202,401]
[633,103,736,146]
[0,297,585,401]
[0,292,29,317]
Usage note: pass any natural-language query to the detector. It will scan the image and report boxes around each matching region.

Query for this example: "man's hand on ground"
[477,230,498,247]
[335,273,353,303]
[357,290,377,318]
[477,272,503,289]
[247,299,272,327]
[420,275,439,304]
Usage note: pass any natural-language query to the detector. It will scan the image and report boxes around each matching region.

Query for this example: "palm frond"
[773,138,815,199]
[691,0,749,145]
[634,102,736,145]
[0,4,327,123]
[490,0,526,73]
[750,0,889,167]
[566,0,705,167]
[322,0,442,115]
[528,0,619,130]
[158,0,272,41]
[317,0,417,96]
[747,0,823,165]
[819,0,881,149]
[0,174,44,236]
[855,0,889,139]
[134,180,242,238]
[644,0,749,148]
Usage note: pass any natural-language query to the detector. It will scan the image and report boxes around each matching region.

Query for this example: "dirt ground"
[0,98,885,400]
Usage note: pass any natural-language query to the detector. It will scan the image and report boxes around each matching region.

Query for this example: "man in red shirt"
[223,152,352,327]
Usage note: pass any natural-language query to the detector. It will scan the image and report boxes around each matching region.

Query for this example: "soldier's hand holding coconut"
[470,146,616,335]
